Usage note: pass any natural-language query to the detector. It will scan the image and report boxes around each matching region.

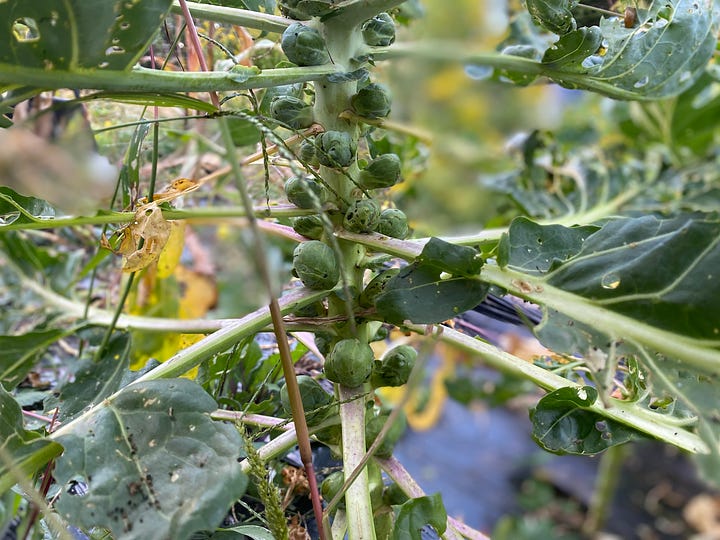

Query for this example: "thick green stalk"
[582,444,627,535]
[170,1,293,33]
[0,64,338,93]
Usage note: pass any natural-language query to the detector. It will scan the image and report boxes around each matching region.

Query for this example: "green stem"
[0,205,315,232]
[370,43,650,101]
[171,0,293,33]
[338,385,375,540]
[408,324,706,454]
[0,64,339,93]
[582,444,627,535]
[332,0,409,24]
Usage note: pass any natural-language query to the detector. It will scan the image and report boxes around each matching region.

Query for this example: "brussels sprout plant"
[1,0,719,539]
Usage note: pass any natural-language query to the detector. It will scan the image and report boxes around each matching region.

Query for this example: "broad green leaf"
[581,0,718,98]
[227,114,262,147]
[530,386,647,455]
[45,334,132,422]
[392,493,447,540]
[542,27,603,71]
[545,215,720,341]
[499,217,599,274]
[0,0,173,71]
[54,379,247,540]
[417,237,484,277]
[0,187,56,226]
[0,385,63,495]
[0,329,67,390]
[375,238,488,324]
[526,0,578,35]
[375,264,489,325]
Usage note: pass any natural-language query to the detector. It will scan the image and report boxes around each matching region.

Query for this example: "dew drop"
[633,76,649,88]
[464,64,493,81]
[601,273,621,290]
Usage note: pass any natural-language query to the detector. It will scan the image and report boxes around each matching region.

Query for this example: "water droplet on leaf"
[601,273,621,289]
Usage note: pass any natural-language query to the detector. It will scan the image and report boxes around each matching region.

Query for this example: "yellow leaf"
[118,203,172,273]
[176,266,218,319]
[156,221,185,279]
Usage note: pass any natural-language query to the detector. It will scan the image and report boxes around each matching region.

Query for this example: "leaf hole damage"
[12,18,40,43]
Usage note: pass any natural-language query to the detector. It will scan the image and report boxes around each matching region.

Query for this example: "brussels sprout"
[321,471,345,508]
[351,83,392,119]
[298,137,319,167]
[358,153,402,189]
[315,130,357,168]
[280,0,336,19]
[362,13,396,46]
[292,215,324,240]
[292,300,326,317]
[281,23,330,66]
[292,240,339,290]
[324,338,374,387]
[314,332,333,356]
[359,268,400,308]
[367,461,384,509]
[343,198,381,233]
[284,175,327,209]
[376,208,409,239]
[371,345,417,388]
[280,375,334,425]
[366,411,407,458]
[270,96,314,129]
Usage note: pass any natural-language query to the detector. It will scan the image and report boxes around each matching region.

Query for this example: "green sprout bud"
[376,208,409,239]
[284,175,326,209]
[280,375,334,425]
[343,198,381,233]
[292,215,325,240]
[292,240,339,290]
[358,153,402,189]
[270,96,314,129]
[351,83,392,119]
[298,137,319,167]
[359,268,400,308]
[321,471,345,509]
[281,23,330,66]
[365,411,407,458]
[362,13,396,46]
[324,338,374,387]
[316,130,357,168]
[371,345,417,388]
[280,0,336,20]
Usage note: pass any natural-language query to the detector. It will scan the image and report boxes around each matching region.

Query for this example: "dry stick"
[176,3,325,536]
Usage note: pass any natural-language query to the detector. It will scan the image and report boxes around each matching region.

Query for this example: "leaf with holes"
[0,0,172,71]
[530,386,647,454]
[0,187,56,227]
[542,26,602,71]
[0,384,63,495]
[53,379,247,540]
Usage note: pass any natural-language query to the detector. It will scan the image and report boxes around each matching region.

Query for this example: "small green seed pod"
[324,338,374,387]
[376,208,409,239]
[351,83,392,119]
[284,175,326,209]
[365,411,407,458]
[292,240,339,290]
[343,198,381,233]
[298,137,319,167]
[359,268,400,308]
[280,375,334,425]
[270,96,314,129]
[362,13,396,46]
[316,130,357,168]
[370,345,417,388]
[358,153,401,189]
[321,471,346,509]
[292,215,324,240]
[281,23,330,66]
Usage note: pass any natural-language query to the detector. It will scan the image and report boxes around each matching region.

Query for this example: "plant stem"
[407,324,706,454]
[170,1,293,33]
[582,444,627,535]
[0,63,339,93]
[338,385,375,540]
